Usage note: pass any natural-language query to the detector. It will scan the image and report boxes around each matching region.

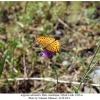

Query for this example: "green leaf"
[11,40,23,48]
[38,2,44,8]
[73,86,78,93]
[68,52,75,57]
[0,42,4,48]
[15,40,23,48]
[77,57,84,62]
[86,7,96,19]
[97,39,100,43]
[84,77,90,80]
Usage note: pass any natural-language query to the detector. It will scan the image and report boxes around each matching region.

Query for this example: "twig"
[23,54,27,77]
[0,77,100,87]
[58,18,76,33]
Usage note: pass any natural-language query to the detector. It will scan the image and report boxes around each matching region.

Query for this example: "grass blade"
[0,51,7,77]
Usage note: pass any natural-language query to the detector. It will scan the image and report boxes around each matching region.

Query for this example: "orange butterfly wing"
[36,36,55,47]
[36,36,60,52]
[46,40,60,52]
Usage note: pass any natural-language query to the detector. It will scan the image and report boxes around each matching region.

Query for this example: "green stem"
[78,44,100,90]
[51,59,58,93]
[53,66,58,90]
[25,1,28,13]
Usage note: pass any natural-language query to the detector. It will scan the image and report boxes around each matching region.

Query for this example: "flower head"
[42,50,55,58]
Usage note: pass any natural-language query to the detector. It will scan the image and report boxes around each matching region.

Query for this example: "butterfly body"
[36,36,60,52]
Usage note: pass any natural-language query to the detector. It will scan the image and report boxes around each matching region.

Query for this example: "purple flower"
[42,50,55,58]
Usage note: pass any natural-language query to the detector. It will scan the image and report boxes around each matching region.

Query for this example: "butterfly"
[36,36,60,52]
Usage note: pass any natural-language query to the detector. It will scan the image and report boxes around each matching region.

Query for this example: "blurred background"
[0,1,100,93]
